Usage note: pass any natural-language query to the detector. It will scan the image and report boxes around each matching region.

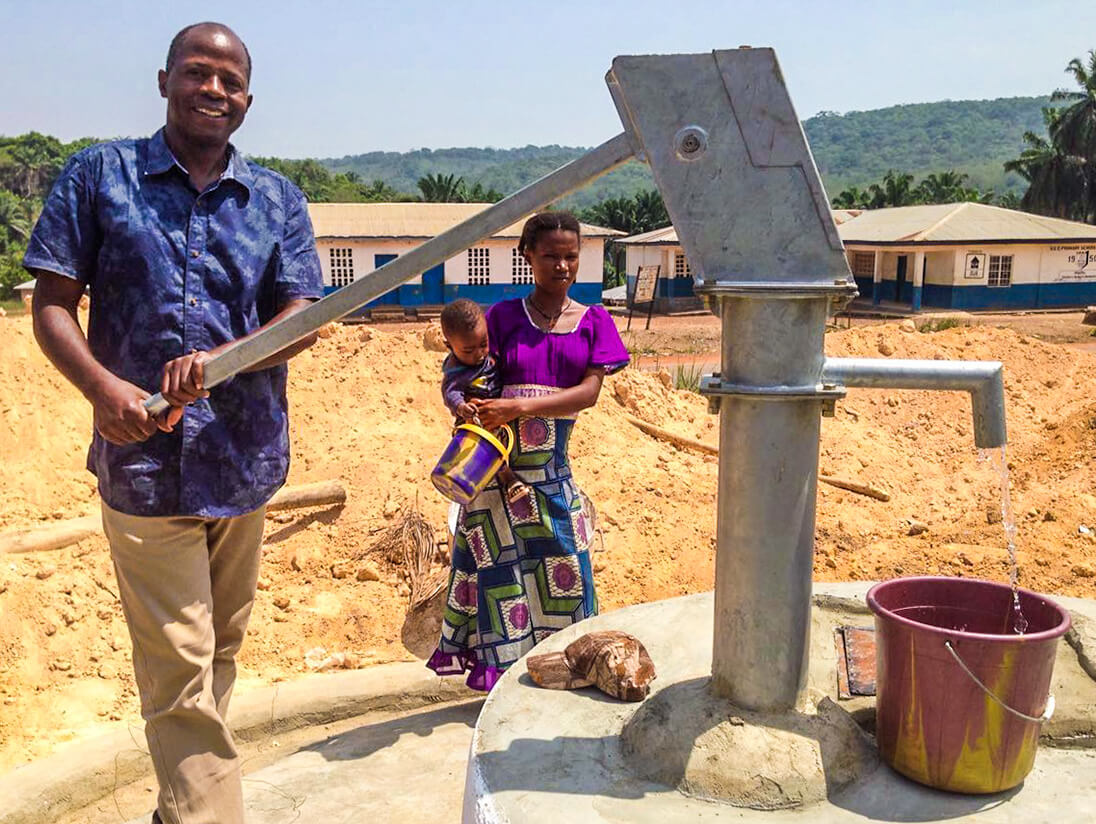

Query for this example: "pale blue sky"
[3,0,1095,158]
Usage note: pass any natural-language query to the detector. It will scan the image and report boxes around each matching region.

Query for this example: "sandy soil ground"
[3,309,1096,771]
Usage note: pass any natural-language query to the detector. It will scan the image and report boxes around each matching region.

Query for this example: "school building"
[309,203,620,314]
[617,211,863,313]
[617,203,1096,312]
[840,202,1096,311]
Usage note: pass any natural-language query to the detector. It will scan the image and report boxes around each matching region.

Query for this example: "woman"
[427,212,629,691]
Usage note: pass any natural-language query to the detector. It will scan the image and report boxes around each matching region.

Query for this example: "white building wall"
[924,250,956,285]
[624,245,667,279]
[317,239,426,288]
[318,237,606,289]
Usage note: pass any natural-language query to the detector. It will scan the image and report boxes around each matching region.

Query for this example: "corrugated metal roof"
[308,202,621,240]
[615,226,680,245]
[832,209,863,225]
[839,202,1096,244]
[618,211,863,244]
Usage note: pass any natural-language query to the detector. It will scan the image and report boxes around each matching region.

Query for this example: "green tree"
[463,181,504,202]
[1050,50,1096,161]
[867,170,917,207]
[0,132,65,198]
[417,172,465,202]
[578,190,670,288]
[0,190,36,298]
[831,186,871,209]
[1004,108,1089,220]
[632,189,669,231]
[1003,53,1096,224]
[251,156,415,202]
[915,170,969,202]
[0,190,32,246]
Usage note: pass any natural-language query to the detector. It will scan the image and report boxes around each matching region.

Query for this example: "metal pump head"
[606,49,853,294]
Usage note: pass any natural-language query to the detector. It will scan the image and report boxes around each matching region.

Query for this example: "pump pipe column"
[707,294,832,710]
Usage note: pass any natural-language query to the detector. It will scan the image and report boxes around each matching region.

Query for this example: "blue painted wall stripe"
[853,276,874,299]
[630,270,1096,311]
[626,274,693,298]
[323,282,604,309]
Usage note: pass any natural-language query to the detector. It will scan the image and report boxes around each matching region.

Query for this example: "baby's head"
[440,298,489,366]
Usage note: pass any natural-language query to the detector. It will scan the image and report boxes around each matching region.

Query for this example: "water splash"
[979,445,1028,634]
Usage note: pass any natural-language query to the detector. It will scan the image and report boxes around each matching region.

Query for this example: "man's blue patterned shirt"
[24,129,324,518]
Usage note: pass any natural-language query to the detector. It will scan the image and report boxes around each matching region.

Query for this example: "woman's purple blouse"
[485,298,630,389]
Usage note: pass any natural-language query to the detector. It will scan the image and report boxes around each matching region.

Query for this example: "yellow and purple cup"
[431,423,514,506]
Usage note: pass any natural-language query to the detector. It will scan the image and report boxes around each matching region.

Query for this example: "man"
[24,22,323,824]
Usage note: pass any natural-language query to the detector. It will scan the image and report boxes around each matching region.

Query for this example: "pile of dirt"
[2,314,1096,770]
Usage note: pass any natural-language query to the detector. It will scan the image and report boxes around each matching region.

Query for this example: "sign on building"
[1049,245,1096,282]
[964,253,986,280]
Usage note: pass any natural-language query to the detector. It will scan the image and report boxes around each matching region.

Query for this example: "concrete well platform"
[464,582,1096,823]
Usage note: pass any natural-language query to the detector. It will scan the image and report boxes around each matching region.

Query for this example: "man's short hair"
[440,298,485,337]
[166,22,252,80]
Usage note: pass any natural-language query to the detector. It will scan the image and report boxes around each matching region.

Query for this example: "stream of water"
[979,445,1029,634]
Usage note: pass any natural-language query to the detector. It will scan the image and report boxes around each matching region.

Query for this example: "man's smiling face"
[158,25,252,151]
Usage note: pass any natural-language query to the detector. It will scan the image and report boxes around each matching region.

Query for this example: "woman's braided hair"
[517,211,581,256]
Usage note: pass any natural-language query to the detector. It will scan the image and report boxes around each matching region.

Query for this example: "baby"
[439,298,526,501]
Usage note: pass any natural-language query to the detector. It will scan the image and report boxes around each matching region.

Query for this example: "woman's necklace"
[527,295,572,328]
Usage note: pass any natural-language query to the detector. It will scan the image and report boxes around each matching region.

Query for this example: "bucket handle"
[944,640,1055,724]
[469,417,514,458]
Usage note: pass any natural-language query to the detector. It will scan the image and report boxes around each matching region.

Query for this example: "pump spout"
[821,357,1007,449]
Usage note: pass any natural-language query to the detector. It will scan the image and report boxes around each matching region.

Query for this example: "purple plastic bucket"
[867,576,1070,794]
[431,423,513,506]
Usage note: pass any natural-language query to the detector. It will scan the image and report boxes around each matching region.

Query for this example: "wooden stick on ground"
[0,480,347,555]
[625,414,717,455]
[266,480,347,512]
[623,414,890,502]
[817,475,890,502]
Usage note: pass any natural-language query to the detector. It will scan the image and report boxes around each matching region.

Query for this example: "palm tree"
[867,170,917,208]
[915,170,970,203]
[1004,108,1090,221]
[1051,50,1096,160]
[0,191,32,253]
[417,173,466,202]
[631,189,670,232]
[1004,54,1096,224]
[581,197,635,233]
[831,186,870,209]
[3,132,65,198]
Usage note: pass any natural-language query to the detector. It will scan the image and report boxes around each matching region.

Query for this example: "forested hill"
[807,96,1052,194]
[322,145,657,210]
[321,95,1052,206]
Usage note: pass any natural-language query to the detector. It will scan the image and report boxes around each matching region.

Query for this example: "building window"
[674,252,692,278]
[988,255,1012,288]
[850,251,875,278]
[329,248,354,288]
[511,248,533,284]
[468,247,490,285]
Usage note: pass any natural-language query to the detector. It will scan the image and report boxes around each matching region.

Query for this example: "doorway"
[896,255,908,303]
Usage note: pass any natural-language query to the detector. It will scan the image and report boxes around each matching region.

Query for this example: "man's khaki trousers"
[102,502,266,824]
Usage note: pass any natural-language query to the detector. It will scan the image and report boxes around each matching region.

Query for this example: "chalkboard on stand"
[627,264,660,331]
